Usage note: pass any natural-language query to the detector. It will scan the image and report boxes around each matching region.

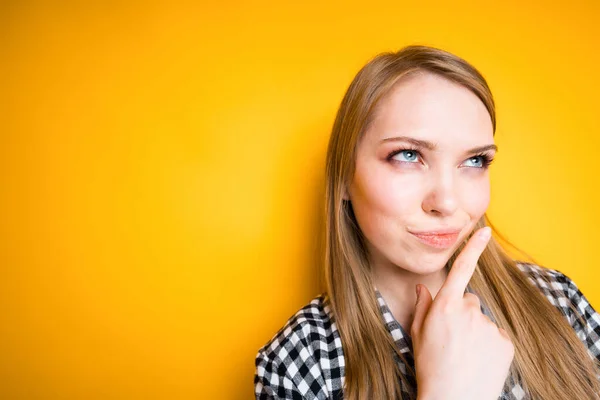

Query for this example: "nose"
[422,169,459,216]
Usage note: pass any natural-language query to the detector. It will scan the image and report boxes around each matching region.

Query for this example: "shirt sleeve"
[254,350,301,400]
[560,271,600,361]
[254,295,337,400]
[254,346,329,400]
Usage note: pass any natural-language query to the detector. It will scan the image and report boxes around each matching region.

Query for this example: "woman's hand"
[411,227,515,400]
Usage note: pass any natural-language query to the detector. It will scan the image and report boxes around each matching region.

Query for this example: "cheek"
[350,167,422,237]
[458,177,491,217]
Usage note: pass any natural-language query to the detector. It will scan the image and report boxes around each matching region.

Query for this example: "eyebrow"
[380,135,498,154]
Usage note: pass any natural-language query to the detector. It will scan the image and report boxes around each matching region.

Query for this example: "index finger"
[437,227,491,300]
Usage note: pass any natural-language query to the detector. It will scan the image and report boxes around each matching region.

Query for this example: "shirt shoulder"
[517,261,588,317]
[254,293,344,399]
[517,261,572,302]
[256,293,338,358]
[517,261,600,360]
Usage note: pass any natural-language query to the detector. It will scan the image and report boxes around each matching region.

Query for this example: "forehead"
[363,72,494,148]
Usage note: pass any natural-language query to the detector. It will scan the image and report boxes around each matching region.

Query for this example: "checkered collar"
[374,284,495,353]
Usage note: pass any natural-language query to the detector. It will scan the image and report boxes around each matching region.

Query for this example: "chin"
[402,253,451,275]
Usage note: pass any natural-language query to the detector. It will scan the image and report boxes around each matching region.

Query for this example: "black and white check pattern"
[254,263,600,399]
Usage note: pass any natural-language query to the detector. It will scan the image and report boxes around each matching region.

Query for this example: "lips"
[409,228,462,235]
[409,228,462,249]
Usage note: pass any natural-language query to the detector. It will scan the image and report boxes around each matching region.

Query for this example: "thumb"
[411,284,433,337]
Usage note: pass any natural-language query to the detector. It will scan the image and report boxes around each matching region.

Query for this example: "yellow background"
[1,1,598,399]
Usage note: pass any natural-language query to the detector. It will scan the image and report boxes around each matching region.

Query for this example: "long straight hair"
[323,45,600,399]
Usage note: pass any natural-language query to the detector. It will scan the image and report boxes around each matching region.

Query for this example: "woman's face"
[346,72,496,275]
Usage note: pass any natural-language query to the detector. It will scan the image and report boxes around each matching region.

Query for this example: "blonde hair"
[323,44,600,399]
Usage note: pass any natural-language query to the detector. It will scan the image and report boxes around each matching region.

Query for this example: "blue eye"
[464,156,484,168]
[394,150,420,163]
[463,154,494,169]
[386,148,495,169]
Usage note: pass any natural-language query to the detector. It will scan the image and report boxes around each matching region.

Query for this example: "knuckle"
[476,312,495,329]
[463,292,481,307]
[453,259,469,271]
[435,298,453,314]
[438,304,452,316]
[464,306,484,326]
[484,315,497,328]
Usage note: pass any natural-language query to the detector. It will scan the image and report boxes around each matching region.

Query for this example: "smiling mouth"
[410,232,460,249]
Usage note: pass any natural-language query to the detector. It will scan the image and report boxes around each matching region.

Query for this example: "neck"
[372,259,449,334]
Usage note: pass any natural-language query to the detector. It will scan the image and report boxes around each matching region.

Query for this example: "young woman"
[254,45,600,400]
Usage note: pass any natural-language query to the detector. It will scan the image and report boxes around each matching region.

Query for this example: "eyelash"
[385,146,495,169]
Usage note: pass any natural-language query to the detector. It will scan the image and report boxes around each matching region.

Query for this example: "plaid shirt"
[254,263,600,399]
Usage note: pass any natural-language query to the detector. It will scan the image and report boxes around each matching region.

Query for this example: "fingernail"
[415,284,421,300]
[479,227,492,240]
